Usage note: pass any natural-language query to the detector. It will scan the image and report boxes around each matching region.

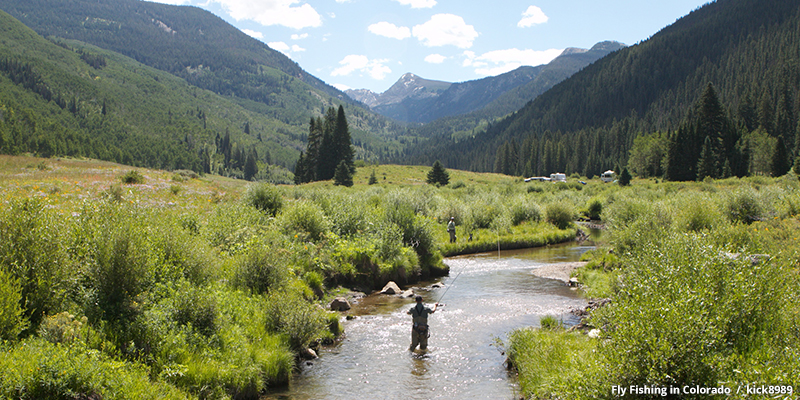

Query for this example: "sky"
[147,0,711,93]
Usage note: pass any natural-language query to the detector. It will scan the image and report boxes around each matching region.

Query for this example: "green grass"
[506,328,602,399]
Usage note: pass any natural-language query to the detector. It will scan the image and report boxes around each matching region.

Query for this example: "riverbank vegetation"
[0,155,581,399]
[507,174,800,399]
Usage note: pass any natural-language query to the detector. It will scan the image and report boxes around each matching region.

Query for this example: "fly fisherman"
[447,216,456,243]
[408,295,438,351]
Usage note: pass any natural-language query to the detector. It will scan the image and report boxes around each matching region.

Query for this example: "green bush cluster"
[508,177,800,399]
[120,170,145,184]
[243,183,283,216]
[595,232,796,390]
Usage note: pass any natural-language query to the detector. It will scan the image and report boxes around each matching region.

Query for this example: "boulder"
[380,281,402,295]
[330,297,351,311]
[299,347,318,360]
[431,282,445,288]
[399,289,415,298]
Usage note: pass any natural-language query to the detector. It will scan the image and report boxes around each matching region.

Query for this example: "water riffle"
[265,243,594,400]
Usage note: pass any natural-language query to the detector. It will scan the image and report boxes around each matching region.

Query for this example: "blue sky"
[148,0,711,93]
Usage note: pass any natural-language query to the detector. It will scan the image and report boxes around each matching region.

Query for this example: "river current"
[265,243,594,400]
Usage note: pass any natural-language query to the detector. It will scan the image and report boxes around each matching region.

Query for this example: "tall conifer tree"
[333,105,355,174]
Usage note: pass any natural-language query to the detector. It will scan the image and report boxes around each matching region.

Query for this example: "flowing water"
[265,242,595,400]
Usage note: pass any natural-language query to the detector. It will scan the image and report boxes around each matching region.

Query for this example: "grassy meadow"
[0,155,581,400]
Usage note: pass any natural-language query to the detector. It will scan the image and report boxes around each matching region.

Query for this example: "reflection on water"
[264,243,593,400]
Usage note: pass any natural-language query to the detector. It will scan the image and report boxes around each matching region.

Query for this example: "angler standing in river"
[408,295,438,351]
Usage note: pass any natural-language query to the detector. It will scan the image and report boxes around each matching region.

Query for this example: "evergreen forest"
[400,0,800,182]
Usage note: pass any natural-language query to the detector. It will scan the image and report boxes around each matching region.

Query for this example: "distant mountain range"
[346,41,625,124]
[400,0,800,177]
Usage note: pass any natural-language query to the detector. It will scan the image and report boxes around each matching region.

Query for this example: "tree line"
[294,105,355,186]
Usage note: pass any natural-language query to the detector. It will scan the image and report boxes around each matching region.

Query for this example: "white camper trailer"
[550,173,566,182]
[601,170,616,183]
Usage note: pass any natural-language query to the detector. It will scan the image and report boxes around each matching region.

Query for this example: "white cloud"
[392,0,436,9]
[242,29,264,39]
[331,55,392,80]
[268,41,291,52]
[209,0,322,30]
[412,14,478,49]
[424,54,447,64]
[269,41,306,56]
[368,22,411,40]
[465,48,563,76]
[333,83,351,91]
[291,33,309,40]
[518,5,548,27]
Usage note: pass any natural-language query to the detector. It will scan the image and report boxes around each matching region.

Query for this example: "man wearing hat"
[407,295,438,351]
[447,217,456,243]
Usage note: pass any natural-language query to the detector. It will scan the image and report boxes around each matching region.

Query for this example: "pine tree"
[426,160,450,186]
[317,108,338,180]
[618,167,632,186]
[758,89,775,134]
[771,136,791,177]
[294,151,306,184]
[333,160,353,187]
[244,149,258,181]
[333,105,355,174]
[368,169,378,185]
[696,136,717,180]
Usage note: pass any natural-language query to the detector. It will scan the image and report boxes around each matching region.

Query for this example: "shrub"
[545,202,574,230]
[203,202,271,253]
[264,287,327,351]
[303,271,324,299]
[328,195,370,237]
[120,170,145,184]
[586,198,603,220]
[244,183,284,217]
[594,233,791,389]
[510,199,542,225]
[279,200,331,242]
[89,219,156,323]
[0,267,26,340]
[0,339,192,399]
[725,187,763,224]
[674,193,721,232]
[0,198,69,334]
[38,312,89,344]
[104,183,125,202]
[172,286,218,337]
[234,245,290,295]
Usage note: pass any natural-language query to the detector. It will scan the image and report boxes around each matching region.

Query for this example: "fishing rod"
[435,263,465,305]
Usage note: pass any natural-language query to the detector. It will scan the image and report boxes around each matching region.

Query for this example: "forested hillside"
[0,0,409,168]
[400,0,800,180]
[0,9,321,181]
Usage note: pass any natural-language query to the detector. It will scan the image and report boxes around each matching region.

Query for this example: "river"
[265,242,595,400]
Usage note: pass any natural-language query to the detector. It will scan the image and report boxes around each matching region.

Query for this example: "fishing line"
[436,263,466,304]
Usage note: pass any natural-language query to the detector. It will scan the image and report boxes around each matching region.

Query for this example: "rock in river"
[330,297,351,311]
[380,281,401,295]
